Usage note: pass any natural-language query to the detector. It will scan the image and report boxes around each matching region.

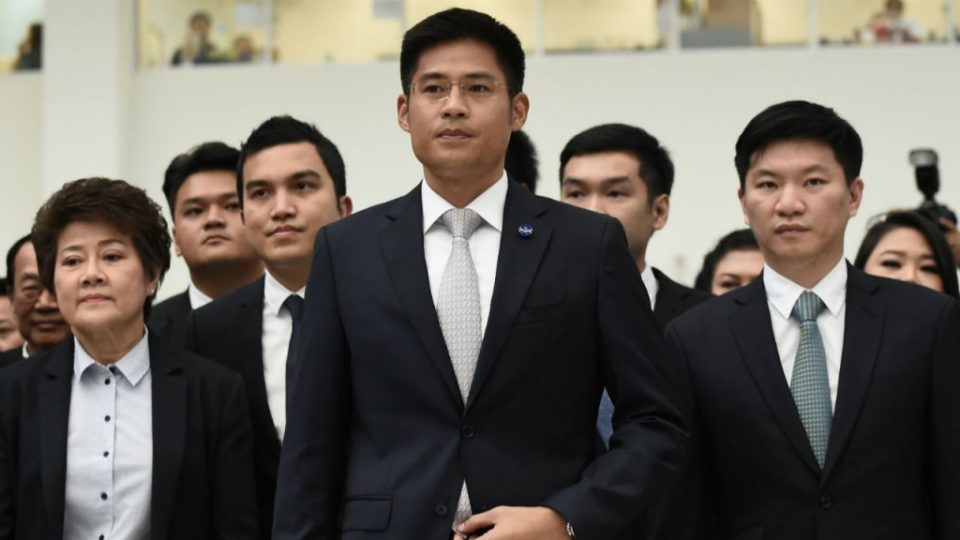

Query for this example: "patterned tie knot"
[792,290,825,323]
[283,294,304,322]
[441,208,483,239]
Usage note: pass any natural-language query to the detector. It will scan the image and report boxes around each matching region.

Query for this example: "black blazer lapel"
[729,278,821,474]
[467,182,551,411]
[235,278,281,454]
[150,335,186,540]
[38,342,73,538]
[822,266,884,481]
[380,186,464,408]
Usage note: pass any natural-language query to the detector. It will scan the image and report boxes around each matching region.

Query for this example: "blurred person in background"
[232,35,256,62]
[14,23,42,71]
[171,11,220,65]
[694,228,763,295]
[150,141,264,345]
[0,177,258,538]
[0,235,71,368]
[0,280,23,353]
[504,129,539,192]
[864,0,924,43]
[855,210,959,299]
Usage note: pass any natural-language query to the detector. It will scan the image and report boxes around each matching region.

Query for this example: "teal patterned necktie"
[790,290,832,468]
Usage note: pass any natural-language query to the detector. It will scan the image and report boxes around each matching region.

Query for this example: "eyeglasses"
[410,76,503,102]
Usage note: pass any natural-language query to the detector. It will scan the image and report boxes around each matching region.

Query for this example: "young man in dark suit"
[184,116,352,538]
[559,123,711,447]
[149,142,263,345]
[272,9,685,540]
[664,101,960,539]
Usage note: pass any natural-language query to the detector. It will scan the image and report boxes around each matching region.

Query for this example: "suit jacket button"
[819,494,832,509]
[435,503,449,516]
[461,424,475,438]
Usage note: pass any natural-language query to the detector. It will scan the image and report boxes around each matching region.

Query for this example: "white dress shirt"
[262,271,305,442]
[64,332,153,540]
[422,174,507,334]
[763,259,847,411]
[187,282,213,310]
[640,265,659,310]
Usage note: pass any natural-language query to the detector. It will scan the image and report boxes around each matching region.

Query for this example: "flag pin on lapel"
[517,224,534,238]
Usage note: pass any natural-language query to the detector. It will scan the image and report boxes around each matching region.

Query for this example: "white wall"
[0,74,43,270]
[3,44,960,299]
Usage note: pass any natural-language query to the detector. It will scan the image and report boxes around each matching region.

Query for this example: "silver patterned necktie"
[436,207,483,529]
[790,290,832,468]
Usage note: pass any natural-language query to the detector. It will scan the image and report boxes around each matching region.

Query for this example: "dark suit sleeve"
[0,371,17,540]
[543,218,688,537]
[273,228,351,539]
[655,322,716,540]
[213,372,260,539]
[929,299,960,536]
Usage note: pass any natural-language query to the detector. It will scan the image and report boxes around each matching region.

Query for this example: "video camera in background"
[910,148,957,228]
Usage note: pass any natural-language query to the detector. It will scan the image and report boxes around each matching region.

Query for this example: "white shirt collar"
[187,282,213,310]
[421,173,508,234]
[73,329,151,386]
[763,258,847,320]
[640,265,658,310]
[263,271,306,318]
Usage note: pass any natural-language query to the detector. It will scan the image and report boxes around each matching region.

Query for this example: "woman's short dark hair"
[854,210,959,299]
[31,178,172,316]
[694,229,760,293]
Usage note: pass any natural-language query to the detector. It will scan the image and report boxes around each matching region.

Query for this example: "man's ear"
[338,195,354,218]
[738,187,750,226]
[397,94,410,133]
[510,92,529,131]
[172,226,182,257]
[651,194,670,231]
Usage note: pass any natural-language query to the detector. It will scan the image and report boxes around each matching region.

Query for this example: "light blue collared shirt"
[63,332,153,540]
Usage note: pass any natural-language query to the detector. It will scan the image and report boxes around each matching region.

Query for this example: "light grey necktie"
[790,290,832,468]
[436,207,483,529]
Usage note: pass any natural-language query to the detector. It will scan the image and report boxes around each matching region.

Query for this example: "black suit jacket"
[651,267,712,332]
[0,334,258,539]
[185,277,279,538]
[273,182,687,539]
[0,349,23,371]
[663,266,960,540]
[148,290,192,347]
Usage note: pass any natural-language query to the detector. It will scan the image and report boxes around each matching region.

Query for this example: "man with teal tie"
[660,100,960,539]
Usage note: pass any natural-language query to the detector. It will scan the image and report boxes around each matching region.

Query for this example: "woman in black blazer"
[0,177,258,539]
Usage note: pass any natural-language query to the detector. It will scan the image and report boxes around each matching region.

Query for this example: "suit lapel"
[381,186,464,408]
[822,266,884,481]
[652,268,681,332]
[730,278,821,474]
[38,342,73,537]
[150,335,186,540]
[236,278,281,452]
[467,183,551,411]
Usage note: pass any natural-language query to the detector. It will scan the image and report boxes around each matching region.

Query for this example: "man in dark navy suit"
[272,9,686,540]
[559,123,711,450]
[149,142,263,345]
[185,116,352,538]
[663,101,960,539]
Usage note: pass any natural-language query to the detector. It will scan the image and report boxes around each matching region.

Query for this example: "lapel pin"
[517,224,534,238]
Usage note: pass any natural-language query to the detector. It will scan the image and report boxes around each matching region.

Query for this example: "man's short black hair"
[162,141,240,217]
[734,100,863,189]
[5,234,31,290]
[505,130,539,193]
[559,123,675,202]
[237,115,347,208]
[400,8,525,97]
